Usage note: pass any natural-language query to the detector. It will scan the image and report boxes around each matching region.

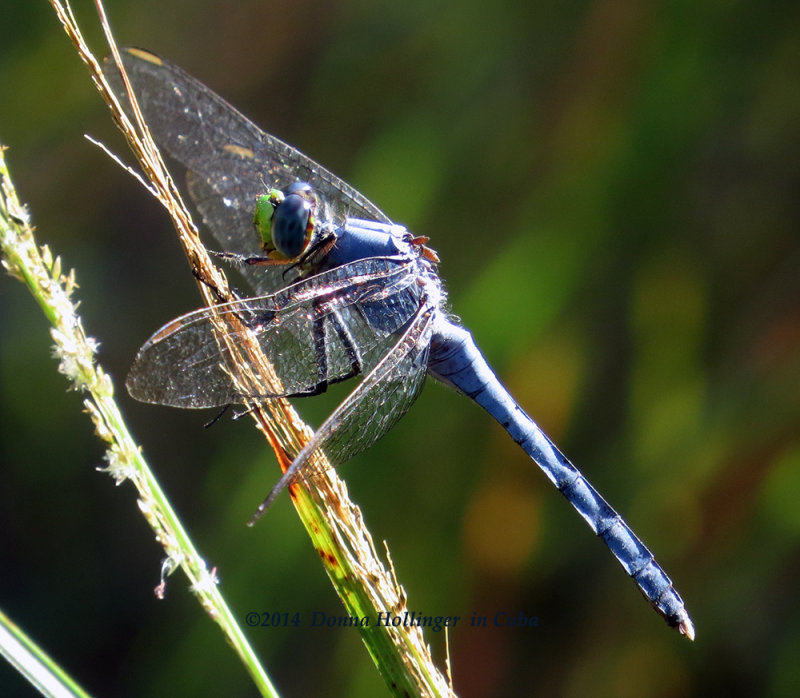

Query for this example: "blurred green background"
[2,0,799,696]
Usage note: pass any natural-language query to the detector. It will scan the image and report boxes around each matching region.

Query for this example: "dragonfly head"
[253,182,315,260]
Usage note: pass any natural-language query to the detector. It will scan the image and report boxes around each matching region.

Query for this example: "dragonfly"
[107,48,694,639]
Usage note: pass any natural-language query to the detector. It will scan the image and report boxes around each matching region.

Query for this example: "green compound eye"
[270,192,312,258]
[253,190,280,252]
[253,186,313,259]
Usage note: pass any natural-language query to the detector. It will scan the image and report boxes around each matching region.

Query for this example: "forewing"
[252,303,435,517]
[104,48,391,293]
[126,257,422,407]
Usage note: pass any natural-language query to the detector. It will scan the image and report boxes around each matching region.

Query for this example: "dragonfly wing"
[127,257,423,407]
[104,48,391,292]
[184,171,301,292]
[251,303,436,518]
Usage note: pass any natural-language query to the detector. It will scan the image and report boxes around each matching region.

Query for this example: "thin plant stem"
[42,0,456,695]
[0,141,277,695]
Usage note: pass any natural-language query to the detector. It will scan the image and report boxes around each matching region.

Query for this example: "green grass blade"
[0,606,91,698]
[0,142,279,697]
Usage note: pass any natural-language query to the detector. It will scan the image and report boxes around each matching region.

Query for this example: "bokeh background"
[2,1,799,696]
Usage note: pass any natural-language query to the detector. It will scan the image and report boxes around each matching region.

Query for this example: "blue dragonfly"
[109,48,694,639]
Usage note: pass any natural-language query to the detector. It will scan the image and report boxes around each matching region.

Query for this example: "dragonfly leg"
[324,309,362,385]
[212,250,281,266]
[286,304,363,398]
[203,403,232,428]
[191,266,229,303]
